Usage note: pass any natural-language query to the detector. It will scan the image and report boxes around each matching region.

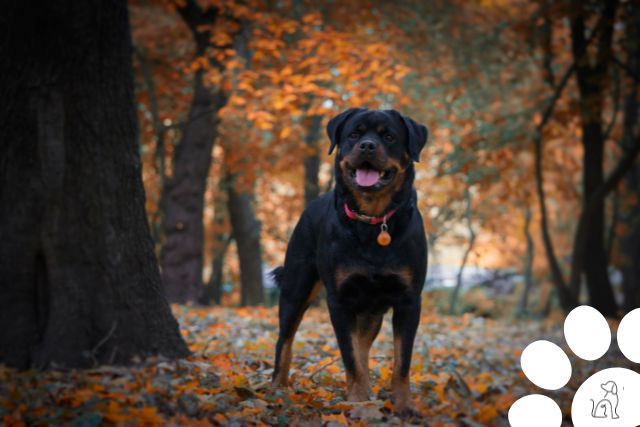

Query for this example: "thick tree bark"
[227,179,264,306]
[569,0,619,316]
[160,1,227,303]
[0,0,189,369]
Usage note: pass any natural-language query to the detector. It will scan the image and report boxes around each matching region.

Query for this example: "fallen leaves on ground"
[0,305,634,426]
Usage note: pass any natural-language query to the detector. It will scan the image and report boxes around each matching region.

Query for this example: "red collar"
[343,203,398,225]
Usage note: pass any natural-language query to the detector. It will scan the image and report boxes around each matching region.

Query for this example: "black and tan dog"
[271,108,428,415]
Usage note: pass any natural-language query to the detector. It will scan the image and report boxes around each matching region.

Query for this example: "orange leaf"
[476,405,498,423]
[321,413,348,426]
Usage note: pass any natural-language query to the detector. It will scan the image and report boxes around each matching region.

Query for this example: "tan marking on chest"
[386,267,413,288]
[335,267,362,288]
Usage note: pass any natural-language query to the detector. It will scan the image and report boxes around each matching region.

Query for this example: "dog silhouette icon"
[590,380,620,419]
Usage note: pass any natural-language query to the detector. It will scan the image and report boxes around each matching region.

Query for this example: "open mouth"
[348,162,396,189]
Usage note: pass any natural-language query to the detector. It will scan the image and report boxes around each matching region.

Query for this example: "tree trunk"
[449,188,475,315]
[621,166,640,311]
[606,190,619,263]
[0,0,189,369]
[581,123,616,313]
[569,0,619,316]
[160,1,227,303]
[200,238,231,306]
[518,206,535,317]
[530,5,606,314]
[534,125,577,311]
[199,183,231,306]
[620,0,640,312]
[227,179,264,306]
[133,46,167,246]
[304,115,323,207]
[222,19,264,306]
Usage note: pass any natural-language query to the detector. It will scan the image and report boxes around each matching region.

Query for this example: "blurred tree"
[217,3,410,303]
[159,0,230,303]
[389,0,640,314]
[303,114,324,207]
[129,0,640,314]
[531,12,580,312]
[518,205,536,317]
[225,18,265,306]
[199,177,231,305]
[527,0,640,314]
[449,187,476,315]
[228,177,264,306]
[0,0,188,368]
[621,168,640,312]
[619,0,640,313]
[131,1,194,248]
[567,0,620,316]
[393,0,552,304]
[133,0,282,306]
[133,45,166,243]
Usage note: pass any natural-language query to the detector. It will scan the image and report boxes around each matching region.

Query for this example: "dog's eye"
[384,134,395,143]
[348,132,360,140]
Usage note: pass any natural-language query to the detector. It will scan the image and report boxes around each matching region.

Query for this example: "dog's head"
[327,108,428,214]
[601,381,618,395]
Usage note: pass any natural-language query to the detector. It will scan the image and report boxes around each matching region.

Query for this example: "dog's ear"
[327,108,366,155]
[388,110,428,162]
[602,381,617,393]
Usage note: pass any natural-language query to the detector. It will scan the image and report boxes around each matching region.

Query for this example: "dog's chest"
[331,264,414,313]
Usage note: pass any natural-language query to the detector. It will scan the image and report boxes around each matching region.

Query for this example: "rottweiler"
[271,108,428,415]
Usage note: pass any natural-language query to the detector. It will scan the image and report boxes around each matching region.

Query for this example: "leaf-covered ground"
[1,305,635,426]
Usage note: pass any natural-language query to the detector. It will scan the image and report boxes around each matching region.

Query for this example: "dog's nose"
[359,140,377,151]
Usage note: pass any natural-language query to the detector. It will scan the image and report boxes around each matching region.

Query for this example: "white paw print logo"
[509,306,640,427]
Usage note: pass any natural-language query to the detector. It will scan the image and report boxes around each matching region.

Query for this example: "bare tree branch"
[613,56,640,83]
[532,12,606,311]
[449,187,476,315]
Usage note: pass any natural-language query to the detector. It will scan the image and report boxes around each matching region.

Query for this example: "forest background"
[1,0,639,425]
[133,0,639,316]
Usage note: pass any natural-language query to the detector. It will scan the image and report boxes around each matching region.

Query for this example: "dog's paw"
[509,306,640,427]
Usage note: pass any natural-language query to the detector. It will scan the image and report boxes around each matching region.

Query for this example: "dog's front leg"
[351,313,383,399]
[351,313,384,395]
[391,301,421,416]
[327,298,371,401]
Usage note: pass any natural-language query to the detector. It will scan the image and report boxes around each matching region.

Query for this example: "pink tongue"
[355,169,380,187]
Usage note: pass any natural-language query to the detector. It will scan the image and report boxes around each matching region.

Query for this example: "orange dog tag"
[377,223,391,246]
